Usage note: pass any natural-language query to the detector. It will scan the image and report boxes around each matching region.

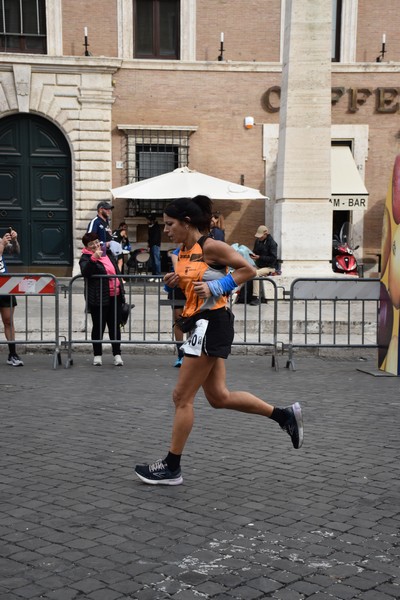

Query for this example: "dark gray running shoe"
[135,459,183,485]
[281,402,303,449]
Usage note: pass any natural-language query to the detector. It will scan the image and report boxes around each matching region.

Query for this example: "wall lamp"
[83,26,90,56]
[218,32,225,61]
[376,34,386,62]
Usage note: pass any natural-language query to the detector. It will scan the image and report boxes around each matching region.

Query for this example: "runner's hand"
[193,281,211,299]
[164,272,179,288]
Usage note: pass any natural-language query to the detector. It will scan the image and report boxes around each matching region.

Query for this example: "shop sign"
[262,86,400,114]
[330,196,368,210]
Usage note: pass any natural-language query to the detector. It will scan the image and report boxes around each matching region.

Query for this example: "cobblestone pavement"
[1,352,399,600]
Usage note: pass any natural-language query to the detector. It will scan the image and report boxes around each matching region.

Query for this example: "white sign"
[19,278,37,293]
[330,195,368,210]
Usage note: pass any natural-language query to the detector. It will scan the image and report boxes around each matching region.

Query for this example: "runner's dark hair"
[164,195,212,232]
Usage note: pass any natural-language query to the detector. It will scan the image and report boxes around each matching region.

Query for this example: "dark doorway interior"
[333,210,351,241]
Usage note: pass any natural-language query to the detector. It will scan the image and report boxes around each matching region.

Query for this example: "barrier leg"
[285,357,296,371]
[271,354,279,372]
[52,349,62,369]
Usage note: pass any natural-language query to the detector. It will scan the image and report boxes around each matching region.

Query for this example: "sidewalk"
[1,354,399,599]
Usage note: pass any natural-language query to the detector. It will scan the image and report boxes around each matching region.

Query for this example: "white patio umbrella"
[110,167,267,200]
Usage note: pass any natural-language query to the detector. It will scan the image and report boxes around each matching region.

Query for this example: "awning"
[330,146,369,210]
[111,167,267,201]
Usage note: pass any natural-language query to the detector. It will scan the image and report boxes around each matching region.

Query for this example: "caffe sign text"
[262,86,400,114]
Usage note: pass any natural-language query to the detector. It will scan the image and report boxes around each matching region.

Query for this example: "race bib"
[181,319,208,356]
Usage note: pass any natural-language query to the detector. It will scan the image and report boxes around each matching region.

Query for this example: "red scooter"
[332,222,359,276]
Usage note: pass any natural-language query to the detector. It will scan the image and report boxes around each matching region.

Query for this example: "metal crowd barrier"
[229,277,280,369]
[65,274,280,369]
[0,273,61,369]
[2,273,380,371]
[65,273,192,368]
[285,277,380,370]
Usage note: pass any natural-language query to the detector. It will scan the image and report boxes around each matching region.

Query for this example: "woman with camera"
[79,232,125,367]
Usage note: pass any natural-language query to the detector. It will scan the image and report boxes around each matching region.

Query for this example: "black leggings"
[90,296,122,356]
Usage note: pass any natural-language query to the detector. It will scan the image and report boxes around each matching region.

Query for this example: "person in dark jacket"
[209,213,225,241]
[147,213,161,277]
[87,201,114,250]
[249,225,279,305]
[79,232,125,366]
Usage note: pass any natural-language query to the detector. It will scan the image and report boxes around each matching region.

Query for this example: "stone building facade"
[0,0,399,275]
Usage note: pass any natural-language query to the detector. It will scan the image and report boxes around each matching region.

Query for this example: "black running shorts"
[0,294,17,308]
[195,307,235,359]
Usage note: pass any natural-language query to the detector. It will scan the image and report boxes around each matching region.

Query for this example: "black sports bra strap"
[197,235,226,271]
[197,235,210,249]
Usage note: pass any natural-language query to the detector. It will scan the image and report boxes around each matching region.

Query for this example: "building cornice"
[119,59,399,74]
[332,62,400,74]
[119,59,283,73]
[0,54,398,75]
[0,55,122,74]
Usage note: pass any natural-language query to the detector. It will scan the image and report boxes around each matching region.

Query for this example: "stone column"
[274,0,333,276]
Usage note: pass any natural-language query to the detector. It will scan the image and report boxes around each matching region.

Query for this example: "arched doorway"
[0,113,72,274]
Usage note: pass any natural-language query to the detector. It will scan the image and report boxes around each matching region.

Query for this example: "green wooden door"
[0,114,72,268]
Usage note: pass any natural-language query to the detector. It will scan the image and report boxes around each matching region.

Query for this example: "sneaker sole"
[135,471,183,486]
[292,402,304,449]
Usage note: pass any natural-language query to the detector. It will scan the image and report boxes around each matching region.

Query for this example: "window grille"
[118,125,197,217]
[136,145,178,181]
[0,0,46,54]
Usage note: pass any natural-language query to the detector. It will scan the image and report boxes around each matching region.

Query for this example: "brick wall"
[357,1,400,63]
[196,0,281,62]
[62,1,118,57]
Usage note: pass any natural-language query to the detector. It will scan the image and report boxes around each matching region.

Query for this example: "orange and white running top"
[176,236,228,318]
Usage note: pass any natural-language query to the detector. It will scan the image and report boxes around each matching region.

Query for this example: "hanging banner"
[378,154,400,374]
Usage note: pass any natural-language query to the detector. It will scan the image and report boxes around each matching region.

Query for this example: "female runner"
[135,195,303,485]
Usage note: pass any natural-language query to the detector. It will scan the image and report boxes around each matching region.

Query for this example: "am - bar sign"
[330,196,368,210]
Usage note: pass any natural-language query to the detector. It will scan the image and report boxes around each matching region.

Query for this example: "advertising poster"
[378,154,400,374]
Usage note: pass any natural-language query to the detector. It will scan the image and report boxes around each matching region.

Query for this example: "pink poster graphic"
[378,154,400,374]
